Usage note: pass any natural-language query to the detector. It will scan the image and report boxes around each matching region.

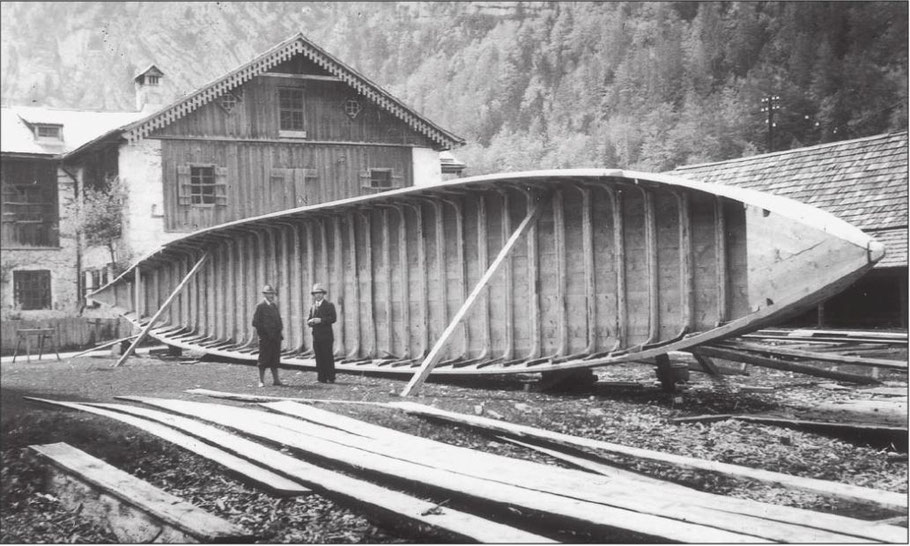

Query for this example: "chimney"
[133,64,165,113]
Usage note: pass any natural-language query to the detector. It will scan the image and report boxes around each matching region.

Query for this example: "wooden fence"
[1,317,132,356]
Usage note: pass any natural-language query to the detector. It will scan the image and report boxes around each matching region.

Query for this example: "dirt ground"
[1,350,907,543]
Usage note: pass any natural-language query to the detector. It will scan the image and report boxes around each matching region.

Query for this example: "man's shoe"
[258,382,265,388]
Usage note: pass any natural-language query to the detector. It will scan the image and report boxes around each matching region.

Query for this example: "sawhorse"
[12,328,61,363]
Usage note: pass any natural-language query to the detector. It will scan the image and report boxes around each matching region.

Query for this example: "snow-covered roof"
[1,106,146,157]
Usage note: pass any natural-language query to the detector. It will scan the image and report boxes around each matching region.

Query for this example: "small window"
[344,99,362,119]
[278,88,305,132]
[189,166,216,205]
[361,168,402,190]
[177,164,228,207]
[220,93,237,113]
[14,270,51,310]
[219,90,242,114]
[145,75,160,85]
[35,124,63,141]
[370,169,392,188]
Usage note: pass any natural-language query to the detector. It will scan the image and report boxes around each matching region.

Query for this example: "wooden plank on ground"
[260,400,906,543]
[806,400,908,428]
[390,401,907,513]
[730,414,907,433]
[185,388,387,406]
[671,413,906,433]
[25,397,311,496]
[29,442,255,543]
[28,398,554,544]
[717,340,908,370]
[121,397,771,543]
[222,398,905,543]
[695,346,880,384]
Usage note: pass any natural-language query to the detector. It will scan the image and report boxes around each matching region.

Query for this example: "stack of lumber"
[29,395,908,543]
[26,397,553,543]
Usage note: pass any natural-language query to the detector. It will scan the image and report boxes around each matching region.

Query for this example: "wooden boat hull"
[92,169,884,375]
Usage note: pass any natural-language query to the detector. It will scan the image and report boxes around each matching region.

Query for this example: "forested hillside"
[2,2,906,173]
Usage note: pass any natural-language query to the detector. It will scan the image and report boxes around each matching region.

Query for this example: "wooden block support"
[28,442,255,543]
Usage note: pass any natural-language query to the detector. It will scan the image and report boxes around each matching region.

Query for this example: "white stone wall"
[1,169,80,320]
[118,139,179,257]
[412,147,443,186]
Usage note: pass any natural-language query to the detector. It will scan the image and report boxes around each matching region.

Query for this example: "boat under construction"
[91,169,884,383]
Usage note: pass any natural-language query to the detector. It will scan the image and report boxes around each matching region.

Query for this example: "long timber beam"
[115,253,209,368]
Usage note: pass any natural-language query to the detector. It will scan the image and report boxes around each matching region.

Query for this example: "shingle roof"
[671,132,908,231]
[121,33,465,150]
[1,106,146,156]
[671,132,908,268]
[866,228,908,268]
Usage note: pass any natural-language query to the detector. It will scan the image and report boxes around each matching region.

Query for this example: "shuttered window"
[177,164,227,207]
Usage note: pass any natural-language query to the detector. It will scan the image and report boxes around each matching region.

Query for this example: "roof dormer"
[34,123,64,142]
[16,113,64,144]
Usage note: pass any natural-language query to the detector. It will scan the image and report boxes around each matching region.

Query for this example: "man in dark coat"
[252,284,283,387]
[307,283,337,383]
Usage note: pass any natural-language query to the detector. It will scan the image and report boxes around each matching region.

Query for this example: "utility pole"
[760,95,780,152]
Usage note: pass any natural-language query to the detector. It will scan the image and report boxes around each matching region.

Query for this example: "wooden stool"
[12,328,61,363]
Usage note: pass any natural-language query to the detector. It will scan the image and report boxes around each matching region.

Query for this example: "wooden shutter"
[177,165,191,206]
[391,169,404,186]
[214,167,228,206]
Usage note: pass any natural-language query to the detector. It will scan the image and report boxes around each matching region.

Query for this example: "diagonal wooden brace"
[400,192,551,397]
[113,253,209,368]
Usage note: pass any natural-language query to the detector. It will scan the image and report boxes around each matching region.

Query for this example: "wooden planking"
[392,401,907,513]
[36,400,548,544]
[160,139,412,232]
[104,173,881,371]
[696,345,880,384]
[257,400,906,543]
[124,397,769,543]
[717,340,909,369]
[29,399,309,496]
[29,441,254,543]
[402,193,549,395]
[200,397,897,543]
[493,435,904,543]
[155,75,436,147]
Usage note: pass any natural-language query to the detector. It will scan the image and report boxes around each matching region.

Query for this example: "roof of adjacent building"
[1,106,146,157]
[121,32,465,150]
[671,131,908,268]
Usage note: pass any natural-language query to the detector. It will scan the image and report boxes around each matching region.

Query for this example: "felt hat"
[262,284,276,294]
[311,283,326,294]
